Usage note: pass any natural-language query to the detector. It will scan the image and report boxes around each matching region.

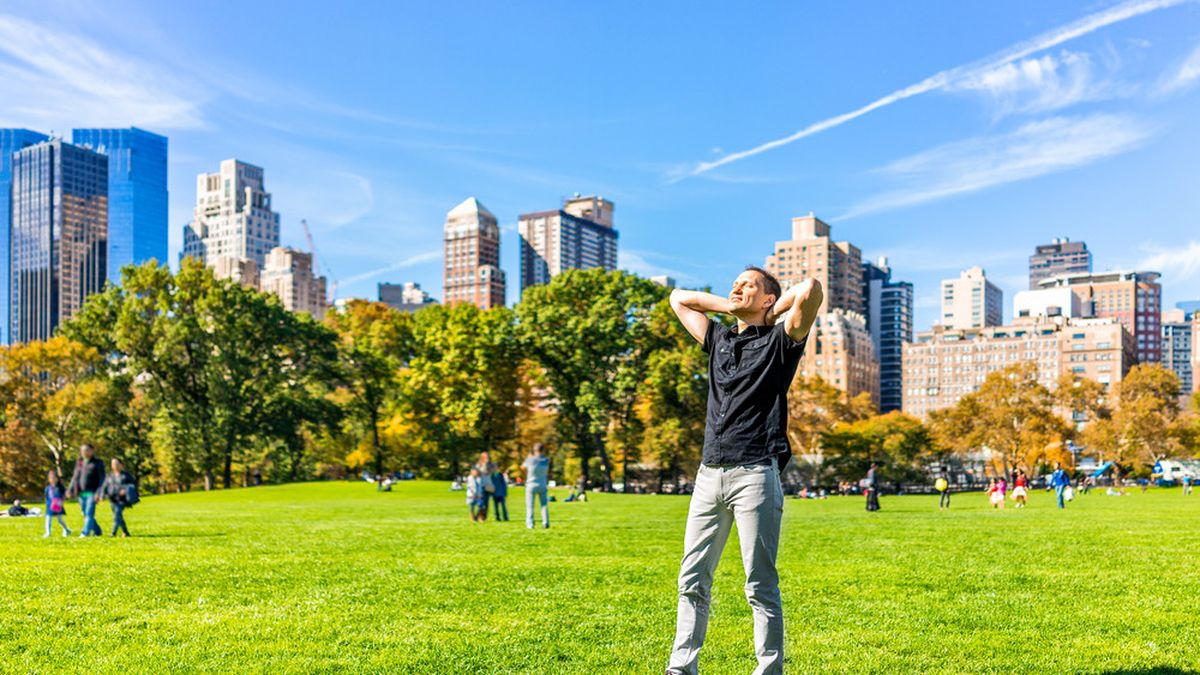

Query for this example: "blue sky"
[2,0,1199,330]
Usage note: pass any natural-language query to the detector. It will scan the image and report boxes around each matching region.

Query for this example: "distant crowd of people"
[1,443,139,538]
[460,443,552,529]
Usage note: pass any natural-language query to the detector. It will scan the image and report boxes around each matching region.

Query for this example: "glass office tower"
[72,127,167,284]
[10,139,108,343]
[1,128,50,344]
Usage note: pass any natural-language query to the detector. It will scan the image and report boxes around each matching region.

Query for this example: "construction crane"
[300,219,338,301]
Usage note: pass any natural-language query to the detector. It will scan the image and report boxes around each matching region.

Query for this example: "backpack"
[122,482,141,507]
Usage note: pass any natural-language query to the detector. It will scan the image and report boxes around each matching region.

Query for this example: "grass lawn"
[2,480,1198,673]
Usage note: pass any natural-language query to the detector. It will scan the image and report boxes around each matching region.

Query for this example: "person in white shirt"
[522,444,551,529]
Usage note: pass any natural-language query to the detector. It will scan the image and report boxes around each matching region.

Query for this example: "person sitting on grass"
[44,470,71,538]
[6,499,30,517]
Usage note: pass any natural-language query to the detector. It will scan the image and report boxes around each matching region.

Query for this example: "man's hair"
[744,265,782,302]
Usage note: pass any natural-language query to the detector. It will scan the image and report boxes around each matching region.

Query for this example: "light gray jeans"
[525,485,548,528]
[668,462,784,675]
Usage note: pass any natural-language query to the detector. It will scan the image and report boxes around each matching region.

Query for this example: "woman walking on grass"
[43,470,71,538]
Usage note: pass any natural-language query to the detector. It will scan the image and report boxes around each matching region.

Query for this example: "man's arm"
[669,289,731,345]
[769,279,823,342]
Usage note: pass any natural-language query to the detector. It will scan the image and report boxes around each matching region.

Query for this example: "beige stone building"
[941,266,1003,330]
[1037,270,1161,363]
[210,256,259,289]
[444,197,506,310]
[798,309,880,407]
[763,214,863,315]
[261,247,327,319]
[182,160,280,282]
[902,317,1134,419]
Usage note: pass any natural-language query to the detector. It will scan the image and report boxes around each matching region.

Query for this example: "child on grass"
[466,467,485,522]
[987,479,1004,509]
[44,469,71,538]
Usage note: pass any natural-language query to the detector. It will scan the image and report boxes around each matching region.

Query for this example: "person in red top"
[1012,469,1029,508]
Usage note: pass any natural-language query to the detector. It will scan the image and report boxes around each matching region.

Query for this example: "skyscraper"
[1162,308,1193,395]
[1,128,49,345]
[517,194,618,294]
[764,214,864,315]
[1037,270,1162,364]
[182,159,280,276]
[863,257,913,413]
[71,127,168,284]
[261,247,327,319]
[1029,237,1091,290]
[9,139,108,343]
[941,267,1003,329]
[444,197,505,310]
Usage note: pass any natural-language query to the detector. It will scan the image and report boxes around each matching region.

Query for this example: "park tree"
[1082,364,1188,471]
[636,300,708,491]
[517,269,666,490]
[785,374,873,480]
[0,337,102,485]
[820,411,935,485]
[66,260,341,489]
[397,303,520,477]
[929,363,1070,478]
[326,300,413,478]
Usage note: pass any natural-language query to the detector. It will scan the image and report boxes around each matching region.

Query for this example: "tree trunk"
[371,409,383,478]
[204,472,214,491]
[595,432,613,491]
[223,441,234,489]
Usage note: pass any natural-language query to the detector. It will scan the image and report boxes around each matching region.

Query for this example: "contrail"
[681,0,1188,180]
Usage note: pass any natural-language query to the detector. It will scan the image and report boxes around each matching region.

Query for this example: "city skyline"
[0,1,1198,331]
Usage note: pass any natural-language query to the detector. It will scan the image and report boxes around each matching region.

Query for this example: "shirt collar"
[732,323,770,338]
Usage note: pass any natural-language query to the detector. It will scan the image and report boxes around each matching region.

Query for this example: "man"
[492,467,509,521]
[523,443,551,529]
[1051,462,1070,509]
[666,267,821,675]
[865,462,881,512]
[67,443,106,537]
[935,473,950,511]
[6,499,29,517]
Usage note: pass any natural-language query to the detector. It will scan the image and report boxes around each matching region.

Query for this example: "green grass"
[2,481,1198,673]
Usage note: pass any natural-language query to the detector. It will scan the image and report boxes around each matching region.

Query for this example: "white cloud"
[338,250,442,290]
[949,50,1119,115]
[840,114,1152,219]
[1158,41,1200,93]
[1135,241,1200,282]
[676,0,1185,180]
[0,15,208,130]
[619,249,704,287]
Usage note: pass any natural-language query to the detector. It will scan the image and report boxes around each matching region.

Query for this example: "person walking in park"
[44,470,71,538]
[67,444,105,537]
[665,267,821,675]
[1051,462,1071,509]
[466,467,486,522]
[1183,475,1192,496]
[475,452,496,521]
[935,474,950,510]
[1012,470,1029,508]
[523,443,551,529]
[95,458,136,537]
[491,468,509,521]
[865,462,881,512]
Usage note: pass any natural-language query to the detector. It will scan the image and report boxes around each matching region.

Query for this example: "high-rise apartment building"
[798,309,880,406]
[518,194,618,294]
[941,267,1003,329]
[1,129,50,345]
[9,139,108,343]
[444,197,505,310]
[764,214,863,315]
[182,159,280,278]
[260,247,327,320]
[1193,312,1200,395]
[71,128,168,284]
[1162,309,1192,395]
[379,281,437,312]
[1037,270,1161,364]
[863,257,913,413]
[1029,237,1091,290]
[902,317,1134,419]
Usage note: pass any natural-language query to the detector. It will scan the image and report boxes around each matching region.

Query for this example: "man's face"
[81,446,93,459]
[728,271,774,316]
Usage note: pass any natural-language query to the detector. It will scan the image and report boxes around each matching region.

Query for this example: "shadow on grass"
[131,532,229,539]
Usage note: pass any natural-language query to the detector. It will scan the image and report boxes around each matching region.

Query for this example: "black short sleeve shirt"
[701,319,808,468]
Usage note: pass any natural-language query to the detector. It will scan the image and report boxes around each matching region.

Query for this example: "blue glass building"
[1,129,50,345]
[71,127,168,284]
